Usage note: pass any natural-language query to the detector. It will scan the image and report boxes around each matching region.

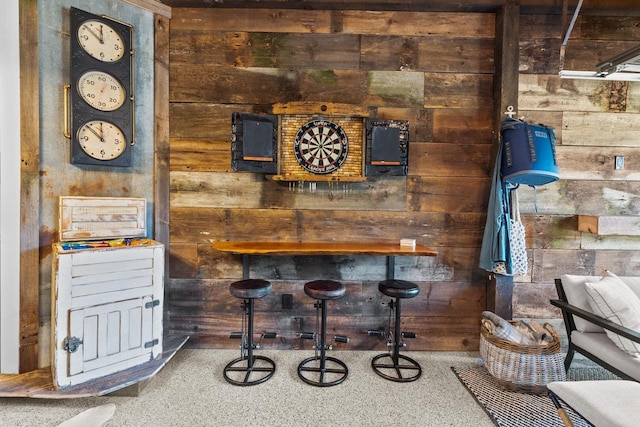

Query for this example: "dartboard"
[293,120,349,174]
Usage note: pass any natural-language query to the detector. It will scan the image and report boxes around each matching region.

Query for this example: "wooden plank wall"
[168,8,494,351]
[167,8,640,350]
[514,14,640,318]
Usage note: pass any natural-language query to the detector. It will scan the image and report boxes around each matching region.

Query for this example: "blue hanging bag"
[501,118,559,186]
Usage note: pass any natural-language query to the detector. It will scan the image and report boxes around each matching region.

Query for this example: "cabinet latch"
[145,299,160,309]
[144,338,159,349]
[64,336,83,353]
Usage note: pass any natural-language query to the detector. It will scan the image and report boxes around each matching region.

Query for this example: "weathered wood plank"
[527,214,582,250]
[170,139,230,172]
[361,37,494,73]
[169,207,485,249]
[518,74,613,112]
[432,109,493,142]
[171,66,424,107]
[562,112,640,147]
[578,215,640,236]
[172,31,361,69]
[171,172,408,211]
[407,176,491,213]
[336,10,495,37]
[195,245,481,283]
[409,142,491,178]
[531,248,640,282]
[171,8,333,33]
[424,73,494,109]
[555,145,640,181]
[516,181,640,216]
[169,103,273,140]
[577,15,640,40]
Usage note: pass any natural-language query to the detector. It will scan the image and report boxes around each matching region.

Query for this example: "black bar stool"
[297,280,349,387]
[223,279,276,386]
[371,279,422,382]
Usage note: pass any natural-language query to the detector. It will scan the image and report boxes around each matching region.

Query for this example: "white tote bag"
[509,189,528,275]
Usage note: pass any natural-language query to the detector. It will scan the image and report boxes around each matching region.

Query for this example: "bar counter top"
[211,241,437,257]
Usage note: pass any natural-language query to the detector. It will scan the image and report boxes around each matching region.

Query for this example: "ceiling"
[157,0,640,14]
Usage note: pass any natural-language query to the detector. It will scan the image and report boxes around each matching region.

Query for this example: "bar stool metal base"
[223,355,276,386]
[297,355,348,387]
[371,353,422,382]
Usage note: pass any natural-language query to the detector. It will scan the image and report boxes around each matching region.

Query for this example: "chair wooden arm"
[550,299,640,343]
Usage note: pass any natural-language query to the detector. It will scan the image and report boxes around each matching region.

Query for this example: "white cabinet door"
[68,295,154,377]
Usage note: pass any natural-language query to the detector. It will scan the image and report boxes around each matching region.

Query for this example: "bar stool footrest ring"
[223,355,276,386]
[297,356,348,387]
[371,353,422,382]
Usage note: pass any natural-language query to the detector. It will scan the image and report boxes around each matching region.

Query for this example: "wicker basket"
[479,321,566,394]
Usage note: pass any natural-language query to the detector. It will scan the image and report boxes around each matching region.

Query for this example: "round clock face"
[294,120,348,174]
[77,70,126,112]
[77,20,125,63]
[76,120,126,160]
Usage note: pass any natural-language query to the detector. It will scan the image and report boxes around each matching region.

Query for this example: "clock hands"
[82,24,103,44]
[84,123,105,142]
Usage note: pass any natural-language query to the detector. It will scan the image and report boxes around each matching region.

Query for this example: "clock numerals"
[77,120,126,161]
[77,70,126,112]
[77,20,125,63]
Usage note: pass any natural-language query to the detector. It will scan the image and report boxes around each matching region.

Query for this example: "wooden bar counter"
[211,241,437,280]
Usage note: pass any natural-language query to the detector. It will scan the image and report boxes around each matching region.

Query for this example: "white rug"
[56,404,115,427]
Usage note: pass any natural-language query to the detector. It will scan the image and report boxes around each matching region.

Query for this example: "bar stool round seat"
[379,279,420,299]
[229,278,272,299]
[298,280,349,387]
[304,279,346,300]
[372,279,422,383]
[224,279,276,386]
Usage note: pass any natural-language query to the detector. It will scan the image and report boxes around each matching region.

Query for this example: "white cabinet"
[51,243,164,389]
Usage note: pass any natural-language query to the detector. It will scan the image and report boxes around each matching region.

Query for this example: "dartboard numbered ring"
[293,120,349,174]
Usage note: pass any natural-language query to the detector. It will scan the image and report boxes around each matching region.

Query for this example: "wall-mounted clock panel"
[69,7,134,167]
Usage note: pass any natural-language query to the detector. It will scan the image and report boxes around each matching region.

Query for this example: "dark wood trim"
[19,0,40,373]
[485,3,520,320]
[154,14,171,284]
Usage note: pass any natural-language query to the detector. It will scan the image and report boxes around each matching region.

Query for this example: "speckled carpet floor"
[0,349,495,427]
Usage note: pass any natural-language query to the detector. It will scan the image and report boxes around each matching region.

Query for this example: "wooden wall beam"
[487,1,520,320]
[19,0,40,373]
[154,14,171,283]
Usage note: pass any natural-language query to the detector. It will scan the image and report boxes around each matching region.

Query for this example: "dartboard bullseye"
[293,120,349,174]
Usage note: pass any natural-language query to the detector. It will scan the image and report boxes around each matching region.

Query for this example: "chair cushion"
[571,331,640,381]
[560,274,605,333]
[548,380,640,427]
[617,276,640,299]
[585,272,640,356]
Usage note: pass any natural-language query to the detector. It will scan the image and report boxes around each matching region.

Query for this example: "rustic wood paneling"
[166,6,640,348]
